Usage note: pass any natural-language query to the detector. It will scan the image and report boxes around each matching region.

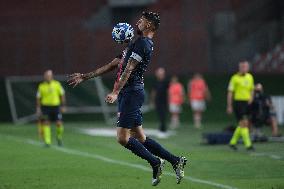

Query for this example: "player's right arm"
[67,58,121,88]
[227,91,233,114]
[227,75,235,114]
[36,85,42,116]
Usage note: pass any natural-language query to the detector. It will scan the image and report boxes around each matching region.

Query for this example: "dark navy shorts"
[233,101,250,121]
[41,106,62,122]
[117,88,145,129]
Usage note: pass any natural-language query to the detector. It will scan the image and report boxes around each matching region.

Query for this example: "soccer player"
[168,75,184,129]
[188,73,210,128]
[36,70,66,147]
[68,12,187,186]
[227,61,254,151]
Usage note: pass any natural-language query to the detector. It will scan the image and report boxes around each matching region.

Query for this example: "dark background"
[1,0,284,122]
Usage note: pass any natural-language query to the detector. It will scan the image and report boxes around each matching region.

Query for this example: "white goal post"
[5,75,152,125]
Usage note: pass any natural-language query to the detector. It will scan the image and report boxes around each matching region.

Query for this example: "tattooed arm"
[105,58,139,103]
[82,58,121,80]
[113,58,139,94]
[67,58,121,87]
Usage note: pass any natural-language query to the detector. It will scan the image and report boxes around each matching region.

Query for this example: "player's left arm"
[187,80,192,104]
[248,75,255,104]
[205,82,211,101]
[82,58,121,80]
[105,58,139,103]
[68,58,121,88]
[60,95,66,113]
[58,83,67,112]
[249,90,254,104]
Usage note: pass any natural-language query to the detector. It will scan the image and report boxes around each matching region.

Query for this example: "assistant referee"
[227,61,254,151]
[36,70,66,147]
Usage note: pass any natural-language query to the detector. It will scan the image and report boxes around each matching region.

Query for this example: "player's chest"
[41,85,57,94]
[235,78,251,88]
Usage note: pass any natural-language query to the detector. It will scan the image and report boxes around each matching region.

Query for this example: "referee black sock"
[125,137,160,167]
[143,137,179,166]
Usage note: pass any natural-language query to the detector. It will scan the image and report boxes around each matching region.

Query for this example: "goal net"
[5,75,152,125]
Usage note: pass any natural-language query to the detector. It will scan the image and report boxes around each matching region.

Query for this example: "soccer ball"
[112,23,134,44]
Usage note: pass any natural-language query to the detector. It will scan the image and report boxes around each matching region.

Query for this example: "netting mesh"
[12,82,38,118]
[6,76,116,124]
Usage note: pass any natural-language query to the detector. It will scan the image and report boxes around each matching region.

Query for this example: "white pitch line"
[250,152,282,160]
[2,134,238,189]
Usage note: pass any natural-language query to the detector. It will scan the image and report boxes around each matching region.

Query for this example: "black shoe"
[229,145,238,151]
[247,146,255,151]
[173,156,188,184]
[152,158,165,186]
[57,139,63,147]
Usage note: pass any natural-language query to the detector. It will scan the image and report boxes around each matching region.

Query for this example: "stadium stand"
[252,42,284,73]
[0,0,283,76]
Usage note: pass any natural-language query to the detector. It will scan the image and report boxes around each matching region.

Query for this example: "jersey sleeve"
[129,39,147,63]
[228,75,235,92]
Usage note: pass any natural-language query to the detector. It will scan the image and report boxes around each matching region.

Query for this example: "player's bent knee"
[135,135,146,143]
[117,136,129,146]
[130,130,137,138]
[240,119,249,127]
[42,120,50,125]
[56,121,63,126]
[130,126,146,143]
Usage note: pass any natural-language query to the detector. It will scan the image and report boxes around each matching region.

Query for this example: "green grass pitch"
[0,122,284,189]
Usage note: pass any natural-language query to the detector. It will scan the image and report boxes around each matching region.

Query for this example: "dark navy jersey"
[117,37,154,90]
[153,79,169,105]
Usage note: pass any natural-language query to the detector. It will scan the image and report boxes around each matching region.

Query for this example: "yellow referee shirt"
[37,80,65,106]
[228,73,254,101]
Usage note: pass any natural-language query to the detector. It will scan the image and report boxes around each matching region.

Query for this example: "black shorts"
[41,106,62,122]
[233,101,250,121]
[117,88,145,129]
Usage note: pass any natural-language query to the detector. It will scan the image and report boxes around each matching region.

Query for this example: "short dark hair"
[142,11,160,30]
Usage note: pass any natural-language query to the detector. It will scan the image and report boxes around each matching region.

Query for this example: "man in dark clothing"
[152,67,169,135]
[250,83,280,137]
